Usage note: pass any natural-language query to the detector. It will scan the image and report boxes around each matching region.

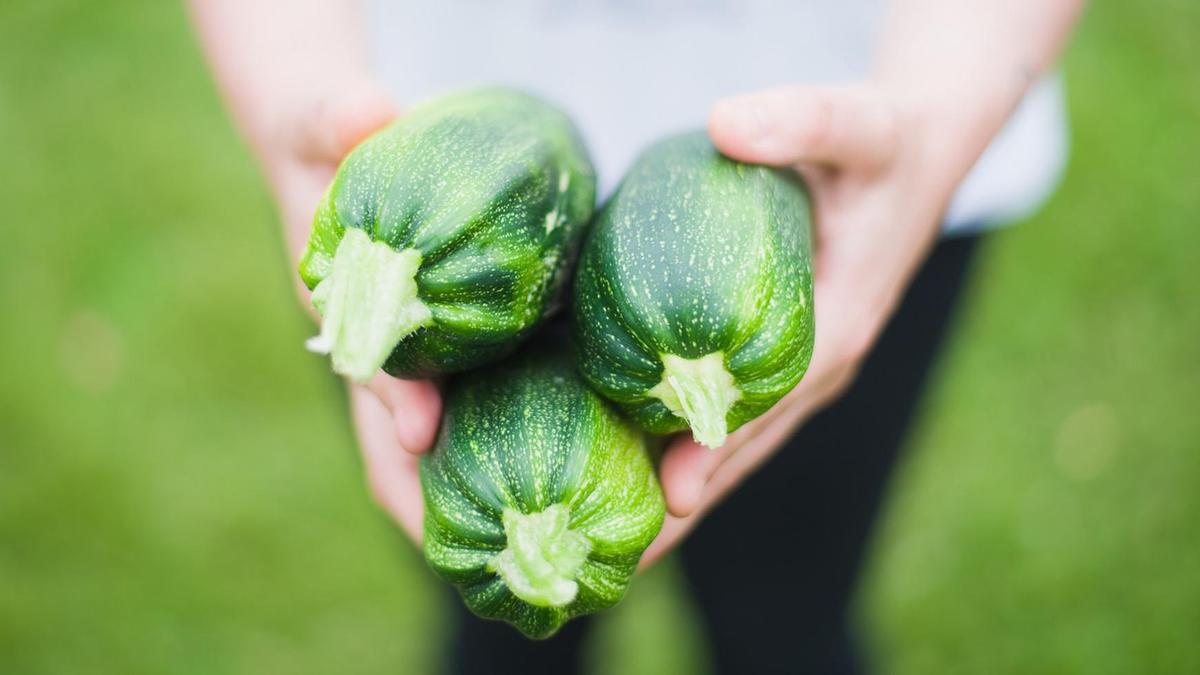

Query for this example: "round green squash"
[299,88,596,381]
[421,344,665,639]
[572,131,815,448]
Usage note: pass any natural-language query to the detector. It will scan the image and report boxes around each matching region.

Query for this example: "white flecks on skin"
[423,355,665,638]
[297,89,598,375]
[573,131,815,439]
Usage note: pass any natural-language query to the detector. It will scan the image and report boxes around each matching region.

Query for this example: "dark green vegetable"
[299,88,596,381]
[572,131,815,448]
[421,344,665,639]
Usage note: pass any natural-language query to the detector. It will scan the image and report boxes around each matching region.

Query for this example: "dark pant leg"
[444,598,593,675]
[677,234,983,675]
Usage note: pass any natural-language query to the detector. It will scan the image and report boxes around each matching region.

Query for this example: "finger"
[366,374,442,454]
[645,391,820,567]
[658,338,864,516]
[658,386,804,519]
[702,393,822,502]
[709,85,895,171]
[658,377,814,518]
[645,364,856,568]
[658,437,722,517]
[299,79,397,164]
[639,513,695,571]
[687,367,851,512]
[349,385,424,541]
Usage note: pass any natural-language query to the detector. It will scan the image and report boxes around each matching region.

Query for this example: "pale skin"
[190,0,1084,564]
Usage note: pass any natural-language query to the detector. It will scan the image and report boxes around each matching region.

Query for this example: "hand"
[642,84,960,567]
[266,80,440,539]
[349,379,432,541]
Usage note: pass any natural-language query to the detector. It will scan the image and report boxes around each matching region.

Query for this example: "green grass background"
[1,1,1196,673]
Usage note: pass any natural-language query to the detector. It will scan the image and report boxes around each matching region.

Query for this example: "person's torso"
[368,0,1067,230]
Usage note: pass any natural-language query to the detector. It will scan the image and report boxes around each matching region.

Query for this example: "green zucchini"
[572,131,815,448]
[421,342,665,639]
[299,88,596,381]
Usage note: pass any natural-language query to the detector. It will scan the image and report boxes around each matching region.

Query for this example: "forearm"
[874,0,1085,190]
[187,0,372,176]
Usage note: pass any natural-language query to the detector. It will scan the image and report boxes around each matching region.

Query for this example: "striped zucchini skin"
[299,88,596,378]
[572,131,814,444]
[421,344,664,639]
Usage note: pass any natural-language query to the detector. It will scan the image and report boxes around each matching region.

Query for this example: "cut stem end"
[649,352,742,449]
[306,228,431,383]
[488,505,591,608]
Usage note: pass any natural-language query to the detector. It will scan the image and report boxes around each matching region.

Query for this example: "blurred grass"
[0,1,1196,674]
[859,1,1200,673]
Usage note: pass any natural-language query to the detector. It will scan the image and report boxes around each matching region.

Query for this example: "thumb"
[708,85,895,171]
[299,79,397,164]
[366,375,442,455]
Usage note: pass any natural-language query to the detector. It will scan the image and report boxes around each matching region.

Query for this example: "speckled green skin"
[299,88,596,377]
[421,346,665,639]
[572,131,815,439]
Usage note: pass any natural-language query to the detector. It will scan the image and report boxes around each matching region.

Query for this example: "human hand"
[267,80,440,539]
[642,84,963,567]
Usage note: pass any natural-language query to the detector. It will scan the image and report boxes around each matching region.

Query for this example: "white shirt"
[368,0,1067,233]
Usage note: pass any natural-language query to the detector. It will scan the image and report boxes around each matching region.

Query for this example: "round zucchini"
[572,131,814,448]
[299,88,596,381]
[421,344,665,639]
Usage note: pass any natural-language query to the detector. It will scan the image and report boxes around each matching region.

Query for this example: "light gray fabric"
[368,0,1067,231]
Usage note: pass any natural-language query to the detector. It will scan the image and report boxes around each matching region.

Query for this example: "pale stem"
[648,352,742,449]
[488,505,591,608]
[305,228,431,383]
